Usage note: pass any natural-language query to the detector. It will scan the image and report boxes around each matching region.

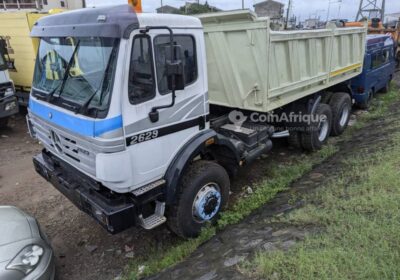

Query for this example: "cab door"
[122,30,207,190]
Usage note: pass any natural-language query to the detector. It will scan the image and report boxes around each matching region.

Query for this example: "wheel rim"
[318,115,329,142]
[339,105,350,127]
[192,183,222,223]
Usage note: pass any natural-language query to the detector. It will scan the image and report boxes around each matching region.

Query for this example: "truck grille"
[29,113,97,176]
[0,82,12,100]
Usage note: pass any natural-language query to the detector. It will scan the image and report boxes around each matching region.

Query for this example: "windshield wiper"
[76,88,99,115]
[54,40,81,101]
[77,45,118,115]
[46,82,62,102]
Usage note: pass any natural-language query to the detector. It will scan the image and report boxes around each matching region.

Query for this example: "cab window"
[154,35,197,94]
[129,35,155,105]
[371,51,383,69]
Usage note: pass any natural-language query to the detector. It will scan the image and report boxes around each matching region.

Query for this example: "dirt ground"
[0,112,295,280]
[0,113,301,280]
[0,72,398,280]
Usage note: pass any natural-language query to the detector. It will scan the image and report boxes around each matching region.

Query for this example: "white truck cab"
[0,40,18,128]
[28,5,365,238]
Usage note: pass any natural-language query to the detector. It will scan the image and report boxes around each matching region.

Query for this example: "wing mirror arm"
[140,26,184,123]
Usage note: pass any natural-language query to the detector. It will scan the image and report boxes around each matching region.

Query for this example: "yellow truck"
[0,10,62,106]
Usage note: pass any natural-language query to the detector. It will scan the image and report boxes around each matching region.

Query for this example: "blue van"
[351,35,397,109]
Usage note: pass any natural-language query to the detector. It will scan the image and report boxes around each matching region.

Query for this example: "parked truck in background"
[0,10,62,107]
[0,39,18,128]
[351,35,397,109]
[27,5,367,238]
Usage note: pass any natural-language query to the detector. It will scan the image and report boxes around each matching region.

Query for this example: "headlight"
[6,245,44,275]
[4,87,14,98]
[5,101,16,112]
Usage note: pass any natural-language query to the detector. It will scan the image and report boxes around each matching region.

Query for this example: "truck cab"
[351,35,397,109]
[0,39,18,128]
[28,5,217,237]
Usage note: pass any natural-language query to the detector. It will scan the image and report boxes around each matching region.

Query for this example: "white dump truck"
[27,5,366,238]
[0,40,18,128]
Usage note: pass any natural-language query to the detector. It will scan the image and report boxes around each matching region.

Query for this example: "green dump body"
[198,10,367,113]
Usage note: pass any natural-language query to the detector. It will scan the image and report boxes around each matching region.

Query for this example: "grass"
[125,83,399,279]
[125,146,337,280]
[243,86,400,280]
[245,137,400,280]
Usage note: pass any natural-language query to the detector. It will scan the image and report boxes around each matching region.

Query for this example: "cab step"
[138,201,167,230]
[132,179,166,197]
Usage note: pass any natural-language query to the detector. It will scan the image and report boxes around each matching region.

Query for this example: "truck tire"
[301,104,332,151]
[357,89,373,110]
[288,131,302,149]
[329,93,351,136]
[0,117,9,129]
[167,160,230,238]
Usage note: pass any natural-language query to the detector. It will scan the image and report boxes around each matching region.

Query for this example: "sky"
[86,0,400,22]
[141,0,400,21]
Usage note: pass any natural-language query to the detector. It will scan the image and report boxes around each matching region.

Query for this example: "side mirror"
[164,45,185,91]
[166,59,185,91]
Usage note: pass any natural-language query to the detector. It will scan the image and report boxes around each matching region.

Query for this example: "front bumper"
[33,150,137,234]
[0,96,18,119]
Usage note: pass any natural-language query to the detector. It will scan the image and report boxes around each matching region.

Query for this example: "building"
[156,5,179,14]
[1,0,84,11]
[253,0,284,20]
[304,18,324,29]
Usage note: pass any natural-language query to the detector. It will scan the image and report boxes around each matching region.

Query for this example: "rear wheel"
[167,160,230,238]
[357,89,373,110]
[329,93,351,136]
[288,131,302,149]
[301,104,332,151]
[0,117,9,129]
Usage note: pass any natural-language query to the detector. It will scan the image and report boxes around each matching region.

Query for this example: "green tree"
[176,2,218,15]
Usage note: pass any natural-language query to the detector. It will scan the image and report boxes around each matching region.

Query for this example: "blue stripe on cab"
[29,98,123,137]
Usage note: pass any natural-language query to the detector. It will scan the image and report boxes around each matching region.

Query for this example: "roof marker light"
[97,15,107,22]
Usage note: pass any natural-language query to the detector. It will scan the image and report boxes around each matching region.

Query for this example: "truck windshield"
[32,37,119,117]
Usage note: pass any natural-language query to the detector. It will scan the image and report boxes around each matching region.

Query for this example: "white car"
[0,206,55,280]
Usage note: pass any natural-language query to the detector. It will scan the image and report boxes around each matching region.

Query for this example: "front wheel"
[167,160,230,238]
[381,78,391,94]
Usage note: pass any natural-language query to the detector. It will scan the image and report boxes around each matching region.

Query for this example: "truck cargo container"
[27,6,367,238]
[345,18,400,68]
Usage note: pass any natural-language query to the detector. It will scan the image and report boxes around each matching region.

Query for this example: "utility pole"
[327,0,342,22]
[242,0,244,10]
[356,0,385,21]
[285,0,293,29]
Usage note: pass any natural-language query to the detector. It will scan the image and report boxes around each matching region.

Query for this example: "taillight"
[357,86,365,93]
